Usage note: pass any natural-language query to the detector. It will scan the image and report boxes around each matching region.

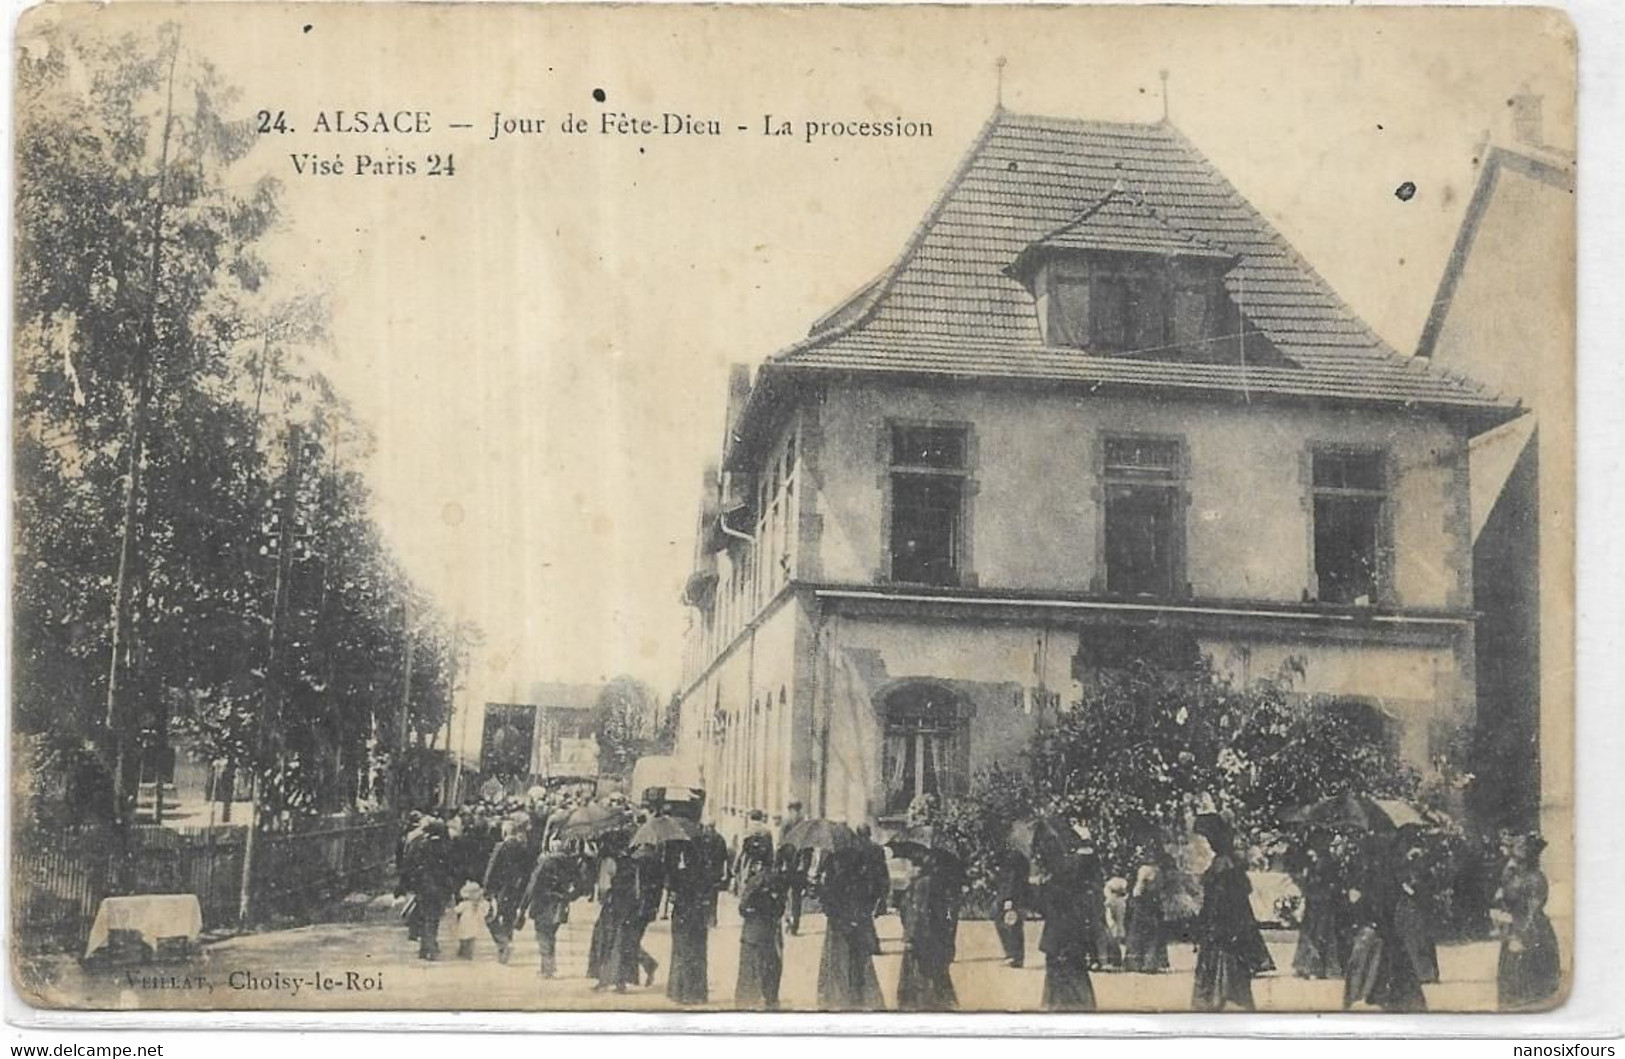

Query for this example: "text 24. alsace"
[258,109,456,178]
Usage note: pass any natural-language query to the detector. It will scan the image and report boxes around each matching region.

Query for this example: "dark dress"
[1395,858,1441,985]
[666,846,711,1005]
[897,870,958,1011]
[1192,853,1264,1011]
[735,864,786,1009]
[816,850,886,1011]
[587,856,617,981]
[523,851,576,976]
[1037,861,1098,1012]
[482,835,532,960]
[993,851,1028,968]
[1342,862,1427,1012]
[1124,865,1170,973]
[858,836,893,918]
[1495,863,1562,1011]
[1292,854,1346,980]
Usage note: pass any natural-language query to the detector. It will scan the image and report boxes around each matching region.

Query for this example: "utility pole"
[103,30,181,841]
[238,425,304,925]
[391,597,415,810]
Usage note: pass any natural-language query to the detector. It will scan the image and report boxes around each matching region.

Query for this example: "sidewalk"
[15,893,1501,1013]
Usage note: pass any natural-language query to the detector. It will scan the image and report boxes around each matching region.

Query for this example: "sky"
[20,3,1577,758]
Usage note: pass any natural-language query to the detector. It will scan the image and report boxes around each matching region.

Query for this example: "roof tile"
[776,110,1511,415]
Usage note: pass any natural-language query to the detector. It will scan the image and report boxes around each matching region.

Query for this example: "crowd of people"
[1286,825,1562,1013]
[389,790,1560,1014]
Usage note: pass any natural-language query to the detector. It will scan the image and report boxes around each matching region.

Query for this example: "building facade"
[1414,93,1574,959]
[673,110,1520,840]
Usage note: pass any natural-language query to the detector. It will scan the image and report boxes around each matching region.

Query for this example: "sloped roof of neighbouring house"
[759,109,1517,419]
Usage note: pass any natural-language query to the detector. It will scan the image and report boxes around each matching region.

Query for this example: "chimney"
[1511,86,1544,148]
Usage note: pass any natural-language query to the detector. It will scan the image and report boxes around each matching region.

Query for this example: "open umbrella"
[558,802,633,841]
[781,818,858,854]
[1281,791,1437,832]
[630,814,703,848]
[886,824,961,863]
[1007,816,1074,862]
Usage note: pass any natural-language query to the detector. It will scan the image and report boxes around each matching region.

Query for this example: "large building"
[672,109,1521,840]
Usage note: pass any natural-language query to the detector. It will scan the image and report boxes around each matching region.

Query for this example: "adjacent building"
[1415,91,1574,950]
[673,109,1522,840]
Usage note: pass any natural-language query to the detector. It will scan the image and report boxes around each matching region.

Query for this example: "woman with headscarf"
[1191,813,1267,1011]
[1124,849,1170,973]
[1036,849,1099,1011]
[897,851,959,1011]
[1493,832,1561,1011]
[735,831,785,1009]
[816,846,887,1011]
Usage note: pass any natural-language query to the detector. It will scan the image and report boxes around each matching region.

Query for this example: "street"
[19,893,1502,1013]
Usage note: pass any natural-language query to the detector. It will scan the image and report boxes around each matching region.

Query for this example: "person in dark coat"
[855,824,893,919]
[1290,833,1347,980]
[993,848,1029,968]
[666,840,712,1005]
[1395,840,1440,984]
[407,819,457,961]
[1124,854,1170,973]
[779,801,806,934]
[816,846,886,1011]
[1342,833,1427,1012]
[896,852,959,1011]
[521,838,577,977]
[483,818,533,964]
[1493,833,1562,1011]
[697,823,730,929]
[734,832,785,1010]
[1191,814,1266,1011]
[1036,851,1098,1011]
[396,812,426,941]
[596,843,661,992]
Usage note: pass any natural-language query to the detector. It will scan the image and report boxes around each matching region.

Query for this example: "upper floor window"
[1312,448,1388,605]
[1102,435,1183,597]
[889,425,967,586]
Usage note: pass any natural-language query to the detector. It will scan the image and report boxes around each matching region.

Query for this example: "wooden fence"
[13,812,396,955]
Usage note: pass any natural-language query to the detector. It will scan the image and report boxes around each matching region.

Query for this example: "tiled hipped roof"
[769,110,1514,415]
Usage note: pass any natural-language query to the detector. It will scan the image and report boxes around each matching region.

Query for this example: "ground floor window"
[880,683,967,814]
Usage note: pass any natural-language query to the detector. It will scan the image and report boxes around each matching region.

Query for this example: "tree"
[591,676,658,780]
[13,23,465,831]
[941,651,1426,918]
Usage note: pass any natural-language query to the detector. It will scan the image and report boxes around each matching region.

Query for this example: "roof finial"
[1159,69,1170,122]
[995,56,1007,110]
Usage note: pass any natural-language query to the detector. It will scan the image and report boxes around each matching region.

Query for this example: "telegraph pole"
[238,425,303,925]
[391,598,415,809]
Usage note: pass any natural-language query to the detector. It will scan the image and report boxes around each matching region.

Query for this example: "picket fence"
[14,812,396,954]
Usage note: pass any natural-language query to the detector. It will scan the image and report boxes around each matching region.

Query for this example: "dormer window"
[1038,255,1229,355]
[1010,187,1287,365]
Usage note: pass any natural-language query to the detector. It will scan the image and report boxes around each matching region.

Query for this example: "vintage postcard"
[10,2,1576,1016]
